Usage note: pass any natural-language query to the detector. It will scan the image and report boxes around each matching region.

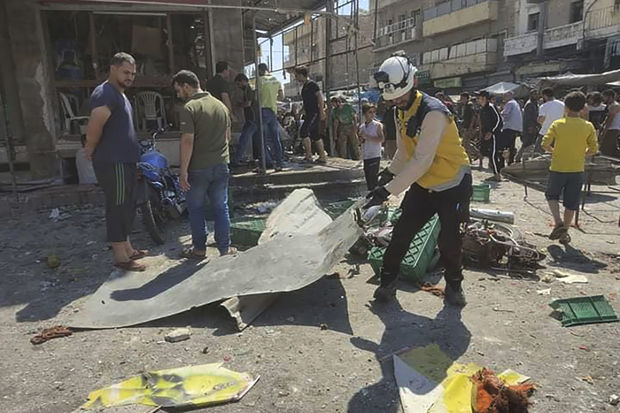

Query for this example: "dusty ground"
[1,169,619,413]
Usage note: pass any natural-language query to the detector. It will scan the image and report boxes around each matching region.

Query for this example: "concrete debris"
[164,328,191,343]
[49,208,60,220]
[552,270,588,284]
[609,394,619,406]
[536,288,551,296]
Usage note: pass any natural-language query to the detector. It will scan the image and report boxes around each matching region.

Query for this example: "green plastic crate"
[388,207,402,225]
[367,214,440,282]
[324,199,356,218]
[549,295,618,327]
[471,183,491,202]
[230,218,266,247]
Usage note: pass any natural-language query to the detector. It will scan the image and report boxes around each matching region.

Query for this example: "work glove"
[377,168,395,187]
[363,186,390,210]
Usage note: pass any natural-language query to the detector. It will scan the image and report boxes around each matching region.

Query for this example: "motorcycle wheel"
[140,189,166,245]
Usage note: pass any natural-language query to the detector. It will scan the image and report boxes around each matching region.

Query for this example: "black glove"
[377,168,395,187]
[363,186,390,210]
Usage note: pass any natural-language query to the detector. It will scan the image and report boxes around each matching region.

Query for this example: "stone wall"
[3,0,56,179]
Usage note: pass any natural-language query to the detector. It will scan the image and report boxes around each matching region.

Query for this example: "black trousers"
[381,173,472,287]
[499,129,518,165]
[363,157,381,190]
[94,162,137,242]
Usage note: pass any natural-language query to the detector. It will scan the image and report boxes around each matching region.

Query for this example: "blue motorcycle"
[136,127,186,244]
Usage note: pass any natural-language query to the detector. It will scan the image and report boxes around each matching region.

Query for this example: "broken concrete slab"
[68,192,363,329]
[164,327,191,343]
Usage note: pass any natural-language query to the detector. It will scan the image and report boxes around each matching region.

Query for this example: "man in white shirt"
[500,91,522,165]
[535,88,565,153]
[600,89,620,158]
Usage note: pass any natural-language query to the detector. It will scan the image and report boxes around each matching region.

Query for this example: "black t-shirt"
[205,74,228,102]
[301,80,320,115]
[461,102,474,129]
[241,85,257,122]
[89,81,140,165]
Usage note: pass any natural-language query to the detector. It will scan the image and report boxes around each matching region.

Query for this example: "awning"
[537,69,620,88]
[39,0,329,34]
[481,81,530,97]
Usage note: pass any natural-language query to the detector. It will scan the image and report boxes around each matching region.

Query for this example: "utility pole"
[536,0,548,57]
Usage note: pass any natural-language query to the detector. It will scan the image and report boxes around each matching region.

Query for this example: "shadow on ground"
[347,297,471,413]
[546,244,607,274]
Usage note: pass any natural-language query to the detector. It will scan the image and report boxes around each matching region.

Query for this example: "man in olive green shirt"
[172,70,235,258]
[332,96,361,160]
[257,63,284,171]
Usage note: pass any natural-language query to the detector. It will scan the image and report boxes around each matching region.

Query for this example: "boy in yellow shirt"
[542,91,598,243]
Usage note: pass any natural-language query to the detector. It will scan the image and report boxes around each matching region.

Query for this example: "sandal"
[114,261,147,272]
[180,247,207,260]
[549,225,567,240]
[129,249,148,260]
[220,246,238,256]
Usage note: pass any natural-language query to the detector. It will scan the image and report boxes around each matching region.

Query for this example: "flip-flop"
[114,261,147,272]
[129,249,148,260]
[180,247,207,260]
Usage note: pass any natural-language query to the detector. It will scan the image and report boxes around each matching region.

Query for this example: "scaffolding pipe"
[253,15,266,174]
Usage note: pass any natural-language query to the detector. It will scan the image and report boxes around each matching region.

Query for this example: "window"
[570,0,584,23]
[411,9,421,25]
[527,12,540,32]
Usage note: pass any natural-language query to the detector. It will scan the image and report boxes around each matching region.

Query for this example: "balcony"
[374,17,420,50]
[586,6,620,40]
[504,21,584,57]
[422,0,497,37]
[421,38,497,79]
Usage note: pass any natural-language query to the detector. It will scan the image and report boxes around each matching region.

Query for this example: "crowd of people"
[83,50,619,290]
[442,87,620,181]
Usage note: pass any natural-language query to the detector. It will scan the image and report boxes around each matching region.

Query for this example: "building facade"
[371,0,619,93]
[282,8,374,98]
[371,0,516,93]
[504,0,620,79]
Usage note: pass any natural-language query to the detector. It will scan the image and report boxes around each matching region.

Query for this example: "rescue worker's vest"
[398,91,470,191]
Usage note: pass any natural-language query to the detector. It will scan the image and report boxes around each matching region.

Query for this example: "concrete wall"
[3,0,56,179]
[423,1,499,37]
[373,0,516,80]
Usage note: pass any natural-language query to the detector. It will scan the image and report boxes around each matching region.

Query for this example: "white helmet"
[374,55,417,101]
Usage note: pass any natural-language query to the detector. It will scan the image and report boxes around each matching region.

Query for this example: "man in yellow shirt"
[257,63,284,171]
[542,91,598,243]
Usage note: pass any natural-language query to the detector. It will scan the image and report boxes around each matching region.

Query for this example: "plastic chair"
[135,91,166,131]
[59,92,89,134]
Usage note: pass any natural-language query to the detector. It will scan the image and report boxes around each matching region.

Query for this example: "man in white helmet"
[364,53,472,305]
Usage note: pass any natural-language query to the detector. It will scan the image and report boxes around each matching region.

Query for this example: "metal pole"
[269,36,273,71]
[325,1,335,156]
[354,0,361,117]
[0,84,17,200]
[253,15,266,173]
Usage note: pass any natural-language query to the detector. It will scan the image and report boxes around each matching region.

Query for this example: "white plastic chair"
[59,92,89,135]
[135,91,166,131]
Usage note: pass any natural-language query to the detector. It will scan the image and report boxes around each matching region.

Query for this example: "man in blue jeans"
[230,73,274,168]
[257,63,284,171]
[172,70,236,258]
